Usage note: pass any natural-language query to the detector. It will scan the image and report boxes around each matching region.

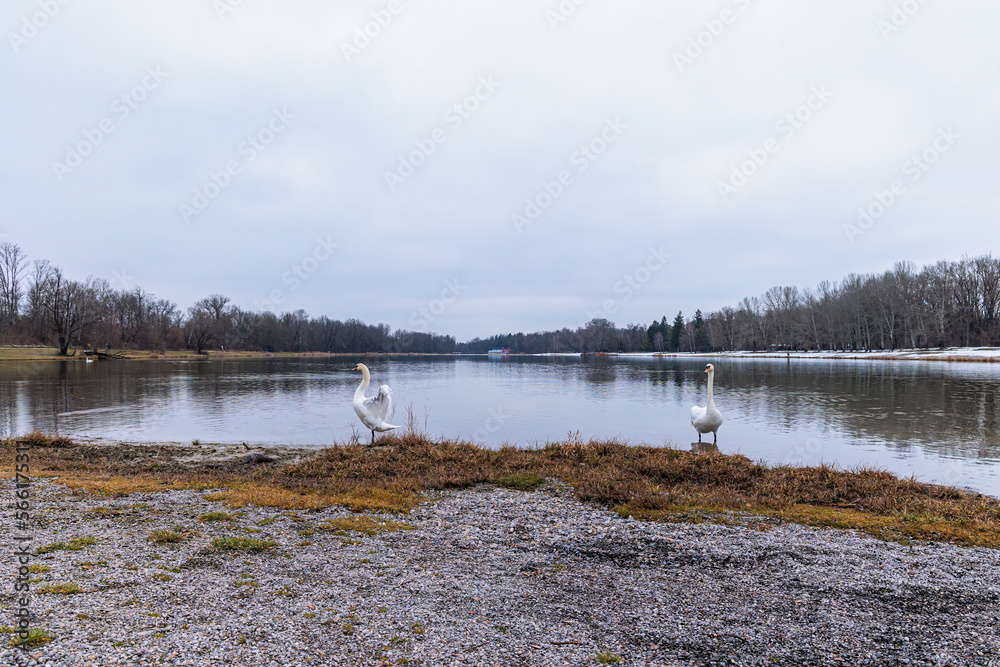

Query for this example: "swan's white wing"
[363,384,393,425]
[690,405,706,427]
[352,398,377,430]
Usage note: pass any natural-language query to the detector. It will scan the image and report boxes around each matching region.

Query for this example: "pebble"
[2,479,999,666]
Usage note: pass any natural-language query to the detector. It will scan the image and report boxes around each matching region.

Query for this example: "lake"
[2,355,999,496]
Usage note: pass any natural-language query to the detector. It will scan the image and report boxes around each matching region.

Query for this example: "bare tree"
[0,242,28,330]
[580,318,617,353]
[38,267,101,355]
[185,309,216,354]
[185,295,233,353]
[715,306,738,351]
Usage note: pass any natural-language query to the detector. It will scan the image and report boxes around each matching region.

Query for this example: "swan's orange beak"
[351,365,358,371]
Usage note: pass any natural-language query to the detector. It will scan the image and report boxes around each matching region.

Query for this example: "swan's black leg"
[698,432,702,443]
[371,429,375,445]
[713,432,717,444]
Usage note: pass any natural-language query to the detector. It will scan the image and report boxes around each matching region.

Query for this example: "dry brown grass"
[279,434,1000,547]
[198,484,421,513]
[58,475,216,496]
[17,430,75,448]
[4,432,1000,548]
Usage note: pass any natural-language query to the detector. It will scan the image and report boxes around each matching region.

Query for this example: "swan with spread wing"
[351,363,401,444]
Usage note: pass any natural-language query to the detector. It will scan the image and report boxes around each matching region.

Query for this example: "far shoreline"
[3,345,1000,363]
[609,347,1000,363]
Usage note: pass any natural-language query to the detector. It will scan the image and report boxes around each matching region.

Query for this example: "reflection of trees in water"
[0,363,30,436]
[643,359,1000,461]
[0,361,81,435]
[3,357,1000,464]
[0,360,350,437]
[580,357,618,386]
[0,357,465,439]
[161,360,374,418]
[492,356,622,398]
[1,360,182,436]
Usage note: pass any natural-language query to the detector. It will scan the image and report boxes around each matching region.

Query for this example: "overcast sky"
[3,0,998,340]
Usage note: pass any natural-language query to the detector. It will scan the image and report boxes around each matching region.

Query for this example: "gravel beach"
[3,475,1000,667]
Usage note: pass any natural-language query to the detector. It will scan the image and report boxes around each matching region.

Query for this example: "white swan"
[690,363,723,444]
[351,363,401,444]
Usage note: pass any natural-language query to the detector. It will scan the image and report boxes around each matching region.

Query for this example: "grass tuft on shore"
[38,582,82,595]
[149,529,184,544]
[212,537,278,552]
[36,537,96,554]
[3,432,1000,548]
[496,473,547,491]
[18,430,75,448]
[595,650,623,665]
[10,627,55,649]
[322,516,414,536]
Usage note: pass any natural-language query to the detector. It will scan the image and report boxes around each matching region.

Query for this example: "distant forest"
[463,255,1000,354]
[0,242,455,355]
[0,241,997,356]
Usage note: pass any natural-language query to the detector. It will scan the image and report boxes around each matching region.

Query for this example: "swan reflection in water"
[691,441,719,455]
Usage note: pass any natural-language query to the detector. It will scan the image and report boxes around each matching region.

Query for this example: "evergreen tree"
[646,315,669,352]
[646,320,659,346]
[670,311,684,351]
[693,309,707,351]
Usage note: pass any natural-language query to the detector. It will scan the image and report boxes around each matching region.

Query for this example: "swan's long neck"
[355,365,370,399]
[706,370,715,406]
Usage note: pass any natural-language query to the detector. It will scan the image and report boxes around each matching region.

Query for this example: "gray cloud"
[3,0,998,340]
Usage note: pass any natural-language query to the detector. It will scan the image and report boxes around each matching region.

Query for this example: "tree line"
[2,241,996,356]
[460,255,1000,354]
[0,242,455,355]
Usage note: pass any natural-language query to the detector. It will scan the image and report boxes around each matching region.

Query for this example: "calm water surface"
[2,356,999,496]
